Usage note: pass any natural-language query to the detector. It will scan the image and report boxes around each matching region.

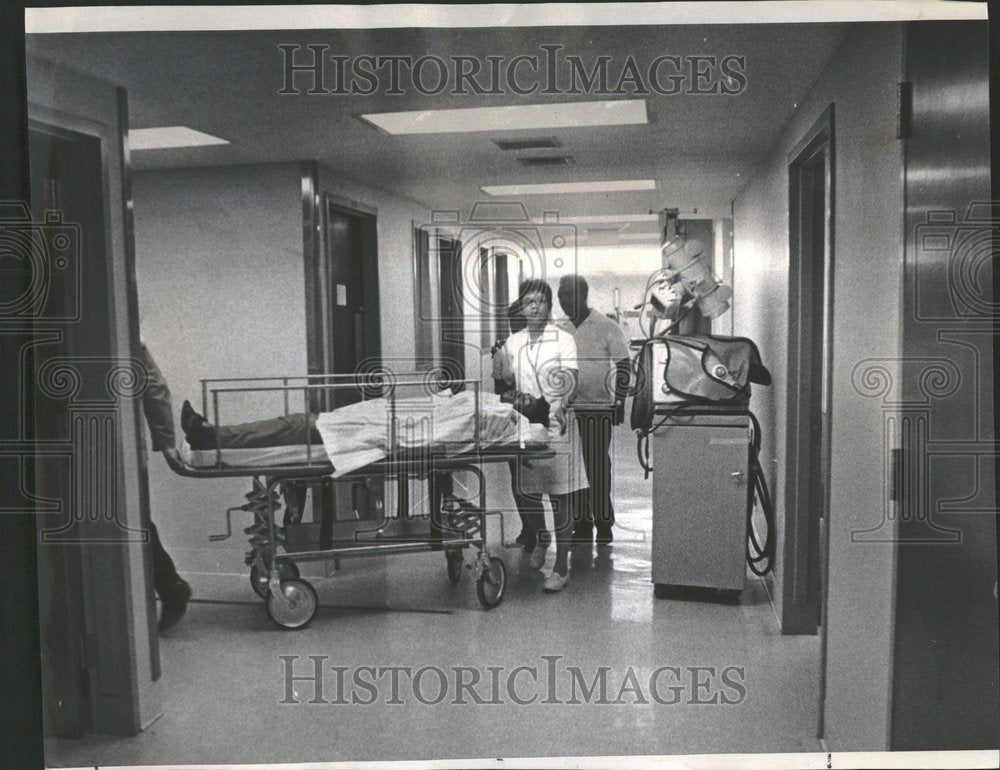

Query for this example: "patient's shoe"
[181,401,218,450]
[180,399,199,433]
[542,571,569,593]
[528,531,550,569]
[159,578,192,633]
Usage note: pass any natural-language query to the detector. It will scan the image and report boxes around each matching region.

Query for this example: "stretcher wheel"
[265,578,318,630]
[476,557,506,609]
[446,550,464,585]
[250,561,300,599]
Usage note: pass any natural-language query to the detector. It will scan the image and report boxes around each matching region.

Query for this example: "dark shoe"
[180,400,199,433]
[596,527,614,546]
[572,526,594,544]
[182,405,217,450]
[159,579,192,633]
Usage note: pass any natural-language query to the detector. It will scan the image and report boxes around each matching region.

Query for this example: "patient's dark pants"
[211,412,320,448]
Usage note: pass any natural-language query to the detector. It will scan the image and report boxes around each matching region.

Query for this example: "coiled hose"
[747,411,775,576]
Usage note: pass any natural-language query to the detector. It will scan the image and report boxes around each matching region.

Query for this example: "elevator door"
[322,200,381,409]
[891,20,997,750]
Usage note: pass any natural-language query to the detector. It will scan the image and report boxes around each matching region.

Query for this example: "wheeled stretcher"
[164,374,551,629]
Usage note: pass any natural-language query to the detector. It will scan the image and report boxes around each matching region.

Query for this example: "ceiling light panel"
[130,126,229,150]
[554,213,659,224]
[482,180,656,196]
[361,99,647,135]
[619,232,663,240]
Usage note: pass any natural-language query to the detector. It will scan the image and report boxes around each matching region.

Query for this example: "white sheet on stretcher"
[315,390,543,477]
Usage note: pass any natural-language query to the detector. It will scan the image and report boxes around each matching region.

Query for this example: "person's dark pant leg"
[573,412,594,536]
[214,412,320,448]
[149,520,180,598]
[150,521,192,632]
[576,409,615,535]
[508,459,536,547]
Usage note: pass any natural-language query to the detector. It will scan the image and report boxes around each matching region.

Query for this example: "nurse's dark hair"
[507,297,527,334]
[517,279,552,307]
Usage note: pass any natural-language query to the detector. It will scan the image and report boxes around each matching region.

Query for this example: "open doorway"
[30,121,109,739]
[785,106,835,635]
[785,104,835,731]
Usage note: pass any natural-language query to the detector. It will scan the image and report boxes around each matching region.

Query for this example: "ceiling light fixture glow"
[130,126,229,150]
[549,213,659,224]
[483,180,656,196]
[618,232,663,241]
[361,99,647,135]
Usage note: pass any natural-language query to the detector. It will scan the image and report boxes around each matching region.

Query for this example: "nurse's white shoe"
[542,571,569,593]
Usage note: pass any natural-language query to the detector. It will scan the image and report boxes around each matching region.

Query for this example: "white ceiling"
[26,23,849,223]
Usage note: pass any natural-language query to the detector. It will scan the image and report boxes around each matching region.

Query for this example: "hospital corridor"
[6,4,998,769]
[43,422,823,764]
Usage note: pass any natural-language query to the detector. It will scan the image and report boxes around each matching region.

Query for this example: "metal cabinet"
[651,412,750,595]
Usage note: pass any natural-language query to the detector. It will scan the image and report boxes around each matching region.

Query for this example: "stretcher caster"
[266,578,318,630]
[250,561,300,599]
[446,550,464,585]
[476,556,506,609]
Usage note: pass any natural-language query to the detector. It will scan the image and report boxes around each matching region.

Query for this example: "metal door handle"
[731,470,745,482]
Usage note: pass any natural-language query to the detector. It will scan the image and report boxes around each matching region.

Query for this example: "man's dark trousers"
[573,408,615,538]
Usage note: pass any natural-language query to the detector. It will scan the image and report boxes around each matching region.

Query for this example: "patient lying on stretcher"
[181,389,544,476]
[182,400,319,449]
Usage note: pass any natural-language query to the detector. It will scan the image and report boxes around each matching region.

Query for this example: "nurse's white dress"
[505,323,589,496]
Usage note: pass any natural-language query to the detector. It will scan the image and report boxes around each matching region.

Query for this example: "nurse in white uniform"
[504,279,589,593]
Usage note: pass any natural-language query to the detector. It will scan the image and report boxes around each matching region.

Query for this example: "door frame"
[301,163,381,410]
[26,56,162,736]
[783,103,835,640]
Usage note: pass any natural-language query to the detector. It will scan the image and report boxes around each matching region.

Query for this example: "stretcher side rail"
[196,373,485,469]
[164,442,552,479]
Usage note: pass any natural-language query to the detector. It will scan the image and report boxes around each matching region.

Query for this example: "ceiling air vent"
[493,137,561,151]
[516,155,575,167]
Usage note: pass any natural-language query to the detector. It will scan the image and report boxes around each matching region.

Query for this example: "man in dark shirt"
[139,342,192,632]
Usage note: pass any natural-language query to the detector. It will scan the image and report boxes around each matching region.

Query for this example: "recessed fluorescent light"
[361,99,647,135]
[619,232,663,241]
[552,214,659,224]
[130,126,229,150]
[483,180,656,196]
